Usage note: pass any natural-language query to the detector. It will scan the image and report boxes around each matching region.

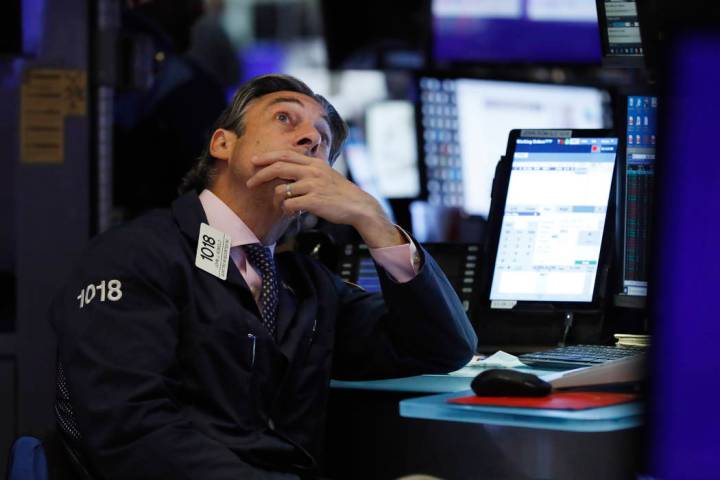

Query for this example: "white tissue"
[467,351,526,368]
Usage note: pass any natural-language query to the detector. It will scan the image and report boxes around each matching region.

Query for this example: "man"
[51,74,477,479]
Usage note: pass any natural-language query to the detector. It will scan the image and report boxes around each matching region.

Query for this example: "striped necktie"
[242,243,279,336]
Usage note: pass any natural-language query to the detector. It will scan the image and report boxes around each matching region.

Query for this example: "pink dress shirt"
[198,190,419,304]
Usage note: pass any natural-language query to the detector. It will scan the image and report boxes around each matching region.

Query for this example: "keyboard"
[518,344,647,369]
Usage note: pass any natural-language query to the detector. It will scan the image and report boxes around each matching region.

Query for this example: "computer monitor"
[615,94,658,307]
[595,0,646,67]
[365,100,421,199]
[484,129,618,313]
[431,0,601,65]
[320,0,430,70]
[417,75,609,218]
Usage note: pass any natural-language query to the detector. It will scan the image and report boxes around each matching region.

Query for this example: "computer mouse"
[471,369,552,397]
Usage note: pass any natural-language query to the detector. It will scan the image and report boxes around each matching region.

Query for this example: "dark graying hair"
[179,73,348,194]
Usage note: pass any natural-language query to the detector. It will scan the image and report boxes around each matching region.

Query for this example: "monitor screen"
[365,100,420,198]
[418,76,608,218]
[432,0,602,64]
[620,95,657,298]
[488,131,617,307]
[595,0,645,66]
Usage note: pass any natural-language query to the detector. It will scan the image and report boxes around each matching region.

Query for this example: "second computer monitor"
[418,76,608,218]
[617,94,658,303]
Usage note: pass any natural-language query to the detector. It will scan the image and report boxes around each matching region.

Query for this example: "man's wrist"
[353,209,406,249]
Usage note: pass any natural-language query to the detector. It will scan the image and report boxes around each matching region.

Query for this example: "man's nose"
[295,125,321,156]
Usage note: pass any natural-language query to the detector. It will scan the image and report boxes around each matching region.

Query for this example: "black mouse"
[471,369,552,397]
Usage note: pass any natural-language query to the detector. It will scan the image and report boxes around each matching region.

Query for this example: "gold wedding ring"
[285,183,293,198]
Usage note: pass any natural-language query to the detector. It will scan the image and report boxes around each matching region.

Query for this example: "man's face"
[227,91,332,205]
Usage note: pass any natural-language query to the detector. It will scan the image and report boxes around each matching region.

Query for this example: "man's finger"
[251,150,314,167]
[246,162,305,187]
[281,195,316,216]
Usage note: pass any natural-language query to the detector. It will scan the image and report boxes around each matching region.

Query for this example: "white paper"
[447,351,528,377]
[470,350,527,368]
[195,223,231,280]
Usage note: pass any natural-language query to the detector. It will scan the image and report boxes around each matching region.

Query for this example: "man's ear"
[209,129,236,162]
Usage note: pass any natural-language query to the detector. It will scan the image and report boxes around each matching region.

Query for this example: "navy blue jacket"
[50,192,477,479]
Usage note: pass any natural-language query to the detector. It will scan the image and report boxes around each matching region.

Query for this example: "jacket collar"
[172,191,209,242]
[172,191,255,296]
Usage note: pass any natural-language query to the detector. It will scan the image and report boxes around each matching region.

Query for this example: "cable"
[559,312,574,347]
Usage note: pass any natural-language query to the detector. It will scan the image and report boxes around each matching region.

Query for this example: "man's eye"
[276,113,289,123]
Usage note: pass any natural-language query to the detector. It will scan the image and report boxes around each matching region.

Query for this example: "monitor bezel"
[479,128,619,315]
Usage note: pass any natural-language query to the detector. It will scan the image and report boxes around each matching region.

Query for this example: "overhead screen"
[595,0,647,67]
[432,0,602,64]
[601,0,643,55]
[419,76,608,217]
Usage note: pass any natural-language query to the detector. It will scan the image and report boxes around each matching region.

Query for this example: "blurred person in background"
[188,0,242,93]
[114,0,228,219]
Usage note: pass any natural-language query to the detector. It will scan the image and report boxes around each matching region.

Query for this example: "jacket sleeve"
[330,242,478,380]
[50,231,297,480]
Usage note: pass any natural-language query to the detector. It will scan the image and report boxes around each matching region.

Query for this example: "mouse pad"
[448,392,640,410]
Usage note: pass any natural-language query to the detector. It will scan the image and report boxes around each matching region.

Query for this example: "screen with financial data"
[620,95,657,298]
[418,76,608,218]
[488,132,617,307]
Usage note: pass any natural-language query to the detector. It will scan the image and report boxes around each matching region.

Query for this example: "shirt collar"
[198,189,276,254]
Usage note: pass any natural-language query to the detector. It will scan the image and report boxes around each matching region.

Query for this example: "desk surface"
[331,374,471,393]
[331,365,644,432]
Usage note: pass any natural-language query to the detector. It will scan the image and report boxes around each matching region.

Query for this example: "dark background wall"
[0,0,90,473]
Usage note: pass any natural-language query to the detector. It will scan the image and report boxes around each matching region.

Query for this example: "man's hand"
[246,150,406,248]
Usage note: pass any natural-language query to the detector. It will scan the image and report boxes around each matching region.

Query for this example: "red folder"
[448,391,639,410]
